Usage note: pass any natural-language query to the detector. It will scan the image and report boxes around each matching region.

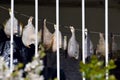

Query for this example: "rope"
[0,5,120,37]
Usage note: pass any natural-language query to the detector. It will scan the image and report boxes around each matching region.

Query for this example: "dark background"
[0,0,120,80]
[0,0,120,49]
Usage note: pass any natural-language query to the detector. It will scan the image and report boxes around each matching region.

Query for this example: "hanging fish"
[4,9,23,37]
[112,35,117,53]
[37,29,42,44]
[52,24,62,52]
[67,26,79,59]
[96,33,105,56]
[22,16,35,48]
[43,19,53,50]
[84,28,93,59]
[63,36,67,51]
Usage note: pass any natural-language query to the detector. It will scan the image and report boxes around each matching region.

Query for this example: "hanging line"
[10,0,14,73]
[82,0,85,80]
[35,0,38,57]
[0,5,120,37]
[56,0,60,79]
[105,0,109,79]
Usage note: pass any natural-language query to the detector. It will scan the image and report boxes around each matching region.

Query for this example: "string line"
[0,5,120,37]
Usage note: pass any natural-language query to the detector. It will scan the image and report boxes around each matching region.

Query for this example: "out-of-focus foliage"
[0,44,45,80]
[80,55,116,80]
[24,44,45,80]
